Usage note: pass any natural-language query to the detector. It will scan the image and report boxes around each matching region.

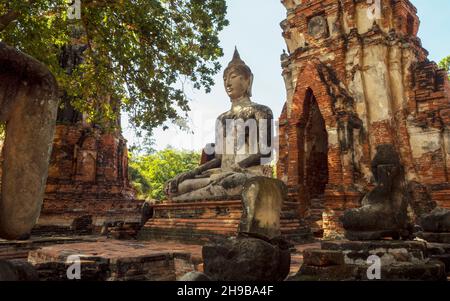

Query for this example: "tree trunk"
[0,42,59,239]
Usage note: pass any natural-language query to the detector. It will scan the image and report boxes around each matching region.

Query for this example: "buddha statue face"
[224,67,251,100]
[223,49,253,102]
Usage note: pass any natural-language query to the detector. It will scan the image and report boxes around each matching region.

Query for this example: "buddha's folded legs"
[177,178,212,195]
[172,172,256,202]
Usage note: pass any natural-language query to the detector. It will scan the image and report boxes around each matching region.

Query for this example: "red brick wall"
[37,124,140,232]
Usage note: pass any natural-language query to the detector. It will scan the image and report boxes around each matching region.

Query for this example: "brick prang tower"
[278,0,450,238]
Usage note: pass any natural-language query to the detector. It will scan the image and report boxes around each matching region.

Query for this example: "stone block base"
[28,240,202,281]
[34,198,143,236]
[0,260,39,281]
[0,236,98,261]
[427,242,450,274]
[290,240,446,281]
[202,237,291,281]
[418,232,450,244]
[138,199,311,243]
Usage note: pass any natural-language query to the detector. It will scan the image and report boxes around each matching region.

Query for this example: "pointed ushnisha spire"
[226,47,250,71]
[223,47,254,97]
[233,46,241,60]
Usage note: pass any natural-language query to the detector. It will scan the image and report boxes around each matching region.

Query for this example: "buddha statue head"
[223,48,254,102]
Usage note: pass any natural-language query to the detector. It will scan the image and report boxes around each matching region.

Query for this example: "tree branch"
[0,9,20,31]
[0,0,38,32]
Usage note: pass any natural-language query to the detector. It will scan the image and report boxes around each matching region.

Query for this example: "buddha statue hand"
[165,170,197,196]
[230,163,245,173]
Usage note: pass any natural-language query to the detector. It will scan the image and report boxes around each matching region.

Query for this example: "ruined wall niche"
[301,89,329,200]
[308,13,330,39]
[74,135,98,183]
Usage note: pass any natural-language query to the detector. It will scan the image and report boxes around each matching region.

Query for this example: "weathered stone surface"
[429,255,450,273]
[0,260,39,281]
[28,240,202,281]
[341,145,413,240]
[202,237,290,281]
[426,242,450,272]
[238,177,286,240]
[179,271,211,281]
[292,240,446,281]
[418,232,450,244]
[0,236,98,261]
[302,249,344,267]
[322,240,429,266]
[0,42,59,239]
[36,124,141,235]
[139,199,311,244]
[289,264,358,281]
[420,207,450,233]
[407,181,436,220]
[278,0,450,239]
[292,259,446,281]
[141,201,154,227]
[426,242,450,256]
[321,240,428,253]
[364,261,446,281]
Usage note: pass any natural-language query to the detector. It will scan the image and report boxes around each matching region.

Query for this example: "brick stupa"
[33,103,142,236]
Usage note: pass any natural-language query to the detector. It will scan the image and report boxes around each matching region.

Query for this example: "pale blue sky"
[123,0,450,152]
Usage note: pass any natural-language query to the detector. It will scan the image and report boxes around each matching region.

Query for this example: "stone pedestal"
[138,199,311,243]
[290,240,446,281]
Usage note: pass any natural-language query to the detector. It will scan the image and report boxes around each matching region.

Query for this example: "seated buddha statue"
[165,49,274,202]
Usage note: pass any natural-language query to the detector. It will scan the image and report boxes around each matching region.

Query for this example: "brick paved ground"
[290,242,321,275]
[24,238,321,279]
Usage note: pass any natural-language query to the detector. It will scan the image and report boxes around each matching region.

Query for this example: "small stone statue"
[341,144,413,240]
[165,49,273,202]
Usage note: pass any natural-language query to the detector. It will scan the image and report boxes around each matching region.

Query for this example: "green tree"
[0,0,228,133]
[129,148,200,201]
[439,56,450,80]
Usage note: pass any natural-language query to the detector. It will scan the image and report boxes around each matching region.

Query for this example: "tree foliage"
[0,0,228,133]
[129,148,200,201]
[439,56,450,80]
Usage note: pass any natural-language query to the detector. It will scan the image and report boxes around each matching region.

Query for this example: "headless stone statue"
[165,49,274,202]
[341,144,413,240]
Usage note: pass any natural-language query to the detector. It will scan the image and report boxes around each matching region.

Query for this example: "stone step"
[146,219,308,231]
[144,228,232,236]
[147,222,238,229]
[148,220,236,227]
[146,224,238,232]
